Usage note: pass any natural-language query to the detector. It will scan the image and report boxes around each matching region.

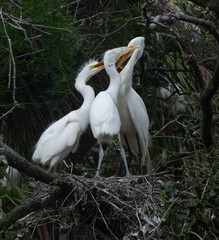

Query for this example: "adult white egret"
[89,46,138,178]
[116,37,152,174]
[32,60,103,170]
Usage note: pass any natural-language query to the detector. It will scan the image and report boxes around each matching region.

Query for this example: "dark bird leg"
[123,134,133,168]
[136,132,142,174]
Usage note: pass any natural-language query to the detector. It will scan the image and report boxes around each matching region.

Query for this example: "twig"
[89,191,119,240]
[3,11,72,33]
[74,0,80,20]
[152,116,180,138]
[189,231,203,240]
[87,16,141,58]
[0,8,17,119]
[71,8,135,25]
[61,1,81,10]
[201,178,209,201]
[0,168,26,201]
[145,67,193,73]
[148,196,180,239]
[136,209,146,240]
[0,188,62,230]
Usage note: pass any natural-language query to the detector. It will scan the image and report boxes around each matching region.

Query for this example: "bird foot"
[93,170,102,179]
[125,171,131,177]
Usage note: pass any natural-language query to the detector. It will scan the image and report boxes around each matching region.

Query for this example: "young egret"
[32,61,103,170]
[117,37,152,173]
[96,37,152,174]
[89,46,138,178]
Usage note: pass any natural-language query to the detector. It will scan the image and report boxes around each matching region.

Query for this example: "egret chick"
[90,46,138,178]
[117,37,151,174]
[32,61,103,170]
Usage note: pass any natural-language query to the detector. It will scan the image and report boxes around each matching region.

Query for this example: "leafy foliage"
[159,151,219,239]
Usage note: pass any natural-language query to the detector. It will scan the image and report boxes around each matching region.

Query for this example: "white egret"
[89,46,138,178]
[32,60,103,170]
[160,84,186,115]
[116,37,152,174]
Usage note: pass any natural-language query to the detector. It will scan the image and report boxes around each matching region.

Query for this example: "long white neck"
[119,50,138,94]
[75,72,95,117]
[105,54,120,104]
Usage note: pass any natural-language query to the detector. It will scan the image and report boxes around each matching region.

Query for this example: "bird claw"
[93,170,102,179]
[93,175,103,180]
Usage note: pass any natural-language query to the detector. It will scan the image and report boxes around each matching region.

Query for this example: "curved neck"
[105,56,120,103]
[75,73,95,113]
[120,50,138,88]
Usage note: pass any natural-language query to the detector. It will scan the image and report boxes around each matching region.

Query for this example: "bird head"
[86,60,105,82]
[127,36,145,62]
[75,60,104,86]
[111,46,140,64]
[127,37,145,48]
[87,60,103,74]
[90,46,139,70]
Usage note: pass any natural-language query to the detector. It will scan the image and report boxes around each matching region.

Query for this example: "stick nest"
[19,174,164,239]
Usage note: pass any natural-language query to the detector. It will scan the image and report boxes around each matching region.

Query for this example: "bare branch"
[0,187,62,230]
[0,142,61,187]
[2,11,73,33]
[152,116,180,138]
[0,8,17,120]
[71,8,135,25]
[88,16,141,58]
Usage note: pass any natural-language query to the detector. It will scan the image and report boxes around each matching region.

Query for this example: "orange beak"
[90,60,104,69]
[116,46,139,69]
[90,46,139,70]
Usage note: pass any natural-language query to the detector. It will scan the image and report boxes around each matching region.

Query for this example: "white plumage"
[117,37,152,173]
[32,60,102,170]
[90,47,137,178]
[160,84,186,115]
[90,91,121,144]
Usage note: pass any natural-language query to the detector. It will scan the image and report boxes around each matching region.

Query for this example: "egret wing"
[33,119,81,163]
[126,89,149,154]
[90,92,120,138]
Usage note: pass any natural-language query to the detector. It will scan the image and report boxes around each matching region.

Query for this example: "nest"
[19,174,164,240]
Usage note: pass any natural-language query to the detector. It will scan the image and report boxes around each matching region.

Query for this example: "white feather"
[90,47,133,178]
[32,60,102,170]
[117,37,152,172]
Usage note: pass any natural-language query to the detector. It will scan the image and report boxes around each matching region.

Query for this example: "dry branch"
[0,187,62,230]
[0,142,71,190]
[0,8,18,120]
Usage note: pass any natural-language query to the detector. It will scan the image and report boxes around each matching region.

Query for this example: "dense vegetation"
[0,0,218,239]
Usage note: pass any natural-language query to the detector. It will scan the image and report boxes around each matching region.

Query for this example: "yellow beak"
[90,60,104,69]
[116,46,139,69]
[90,46,139,70]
